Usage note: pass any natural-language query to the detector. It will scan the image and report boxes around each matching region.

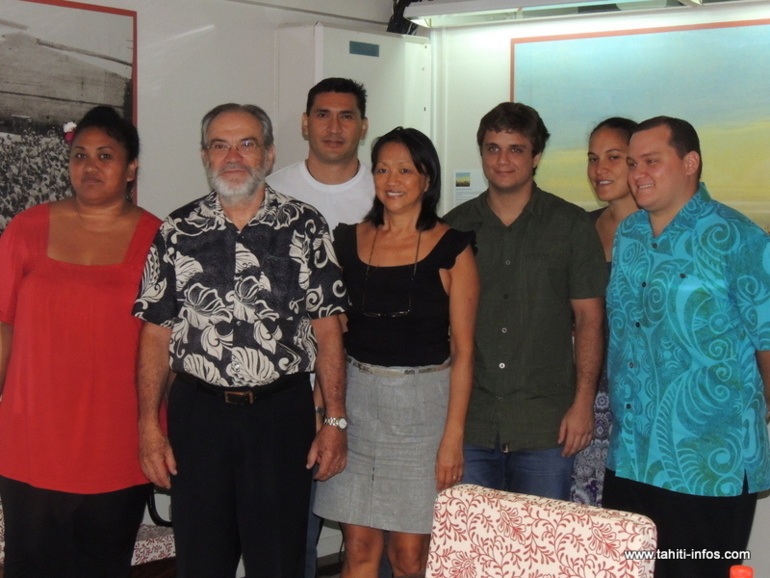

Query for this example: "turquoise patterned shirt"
[607,184,770,496]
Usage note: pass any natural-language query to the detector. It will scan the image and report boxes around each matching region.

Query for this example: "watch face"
[324,416,348,430]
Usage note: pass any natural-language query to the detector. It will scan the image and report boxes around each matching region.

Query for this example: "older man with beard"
[133,103,349,578]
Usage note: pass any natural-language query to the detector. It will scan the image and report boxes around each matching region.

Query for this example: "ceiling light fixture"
[403,0,696,27]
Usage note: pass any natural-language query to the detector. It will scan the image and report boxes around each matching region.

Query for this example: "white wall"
[74,0,390,219]
[430,3,770,571]
[227,0,391,24]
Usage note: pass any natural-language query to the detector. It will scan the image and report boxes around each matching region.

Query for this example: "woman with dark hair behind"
[570,117,638,506]
[315,127,479,577]
[0,106,161,577]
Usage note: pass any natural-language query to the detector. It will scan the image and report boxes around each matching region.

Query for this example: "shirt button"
[504,260,511,265]
[236,320,242,326]
[641,282,647,287]
[652,243,658,249]
[501,327,508,333]
[628,362,634,368]
[635,322,641,328]
[680,273,686,278]
[499,363,506,369]
[626,403,632,409]
[233,361,241,372]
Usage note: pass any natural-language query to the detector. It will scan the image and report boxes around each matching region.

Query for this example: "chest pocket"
[255,253,303,318]
[518,233,571,302]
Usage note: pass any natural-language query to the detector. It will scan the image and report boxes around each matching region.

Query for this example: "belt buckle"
[224,390,254,405]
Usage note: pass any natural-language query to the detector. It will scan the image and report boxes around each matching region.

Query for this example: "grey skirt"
[314,357,450,534]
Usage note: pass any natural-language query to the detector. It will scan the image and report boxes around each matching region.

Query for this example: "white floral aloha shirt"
[133,187,347,388]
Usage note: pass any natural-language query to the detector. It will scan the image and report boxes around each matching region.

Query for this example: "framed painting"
[512,19,770,230]
[0,0,136,232]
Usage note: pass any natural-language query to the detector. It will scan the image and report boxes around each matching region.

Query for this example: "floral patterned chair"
[426,484,656,578]
[130,522,175,567]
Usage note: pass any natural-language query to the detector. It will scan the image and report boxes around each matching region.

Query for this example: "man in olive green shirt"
[444,102,607,500]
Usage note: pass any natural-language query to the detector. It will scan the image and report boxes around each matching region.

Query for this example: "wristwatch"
[323,416,349,431]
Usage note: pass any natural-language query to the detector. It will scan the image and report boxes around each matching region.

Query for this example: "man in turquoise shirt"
[605,116,770,578]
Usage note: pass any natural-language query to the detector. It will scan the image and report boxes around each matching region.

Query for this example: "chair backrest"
[426,484,657,578]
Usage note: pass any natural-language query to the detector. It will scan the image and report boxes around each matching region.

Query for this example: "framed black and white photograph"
[0,0,136,232]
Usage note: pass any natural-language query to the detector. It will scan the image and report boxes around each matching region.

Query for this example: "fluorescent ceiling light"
[404,0,676,27]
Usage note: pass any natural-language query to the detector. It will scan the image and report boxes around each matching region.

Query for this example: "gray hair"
[200,103,274,149]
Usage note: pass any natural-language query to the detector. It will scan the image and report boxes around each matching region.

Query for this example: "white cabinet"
[274,22,431,170]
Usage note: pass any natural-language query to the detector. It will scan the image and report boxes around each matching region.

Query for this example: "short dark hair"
[633,116,702,180]
[74,106,139,163]
[306,77,367,119]
[476,102,550,156]
[200,103,274,149]
[590,117,638,143]
[366,127,441,232]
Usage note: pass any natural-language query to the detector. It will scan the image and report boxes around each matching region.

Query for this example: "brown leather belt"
[176,372,307,405]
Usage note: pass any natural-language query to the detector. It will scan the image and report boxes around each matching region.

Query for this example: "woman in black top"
[314,127,479,577]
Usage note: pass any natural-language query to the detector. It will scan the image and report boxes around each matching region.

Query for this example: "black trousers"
[603,469,757,578]
[168,373,315,578]
[0,476,150,578]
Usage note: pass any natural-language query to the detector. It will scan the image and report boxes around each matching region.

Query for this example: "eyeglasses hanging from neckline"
[361,228,421,318]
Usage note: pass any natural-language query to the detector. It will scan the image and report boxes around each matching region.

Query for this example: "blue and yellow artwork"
[513,21,770,229]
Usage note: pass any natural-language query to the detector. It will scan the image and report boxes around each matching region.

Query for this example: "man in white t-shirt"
[267,77,374,578]
[268,77,373,233]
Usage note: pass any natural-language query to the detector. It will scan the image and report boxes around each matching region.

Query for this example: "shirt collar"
[658,182,711,236]
[523,184,545,218]
[476,183,544,226]
[200,185,277,227]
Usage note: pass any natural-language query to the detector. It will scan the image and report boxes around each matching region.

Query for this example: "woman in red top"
[0,106,161,577]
